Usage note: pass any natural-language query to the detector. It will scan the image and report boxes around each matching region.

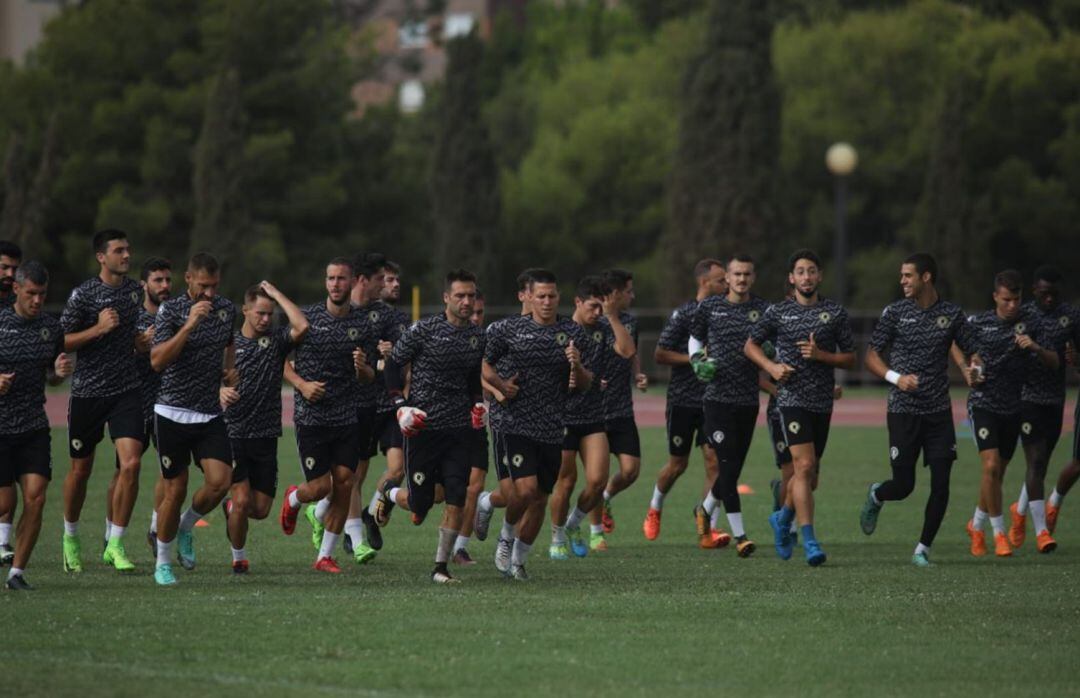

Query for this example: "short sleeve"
[59,286,89,335]
[749,305,777,345]
[835,307,855,353]
[867,305,896,352]
[153,301,177,346]
[484,322,508,365]
[391,321,423,365]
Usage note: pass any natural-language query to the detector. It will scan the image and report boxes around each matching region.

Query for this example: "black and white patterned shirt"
[692,295,771,407]
[0,293,13,308]
[750,297,854,413]
[391,315,484,431]
[967,307,1042,415]
[868,298,974,415]
[292,303,373,427]
[485,316,517,434]
[226,328,294,439]
[601,311,638,420]
[658,300,705,409]
[1021,300,1080,405]
[153,294,236,415]
[0,307,63,435]
[564,320,610,425]
[134,307,159,421]
[485,315,587,444]
[376,304,412,415]
[354,300,405,412]
[60,276,143,398]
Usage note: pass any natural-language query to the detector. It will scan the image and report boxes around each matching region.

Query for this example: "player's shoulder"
[66,276,98,303]
[159,295,188,315]
[213,295,235,312]
[748,295,770,311]
[967,309,993,324]
[819,297,848,316]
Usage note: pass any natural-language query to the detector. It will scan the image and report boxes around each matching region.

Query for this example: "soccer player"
[0,239,22,566]
[1007,267,1080,550]
[0,261,73,589]
[149,252,237,586]
[375,269,486,583]
[60,229,147,573]
[954,270,1058,558]
[549,276,624,559]
[451,289,490,564]
[858,253,975,566]
[746,249,854,566]
[688,254,770,556]
[278,257,375,573]
[482,269,591,579]
[594,268,642,543]
[220,282,308,573]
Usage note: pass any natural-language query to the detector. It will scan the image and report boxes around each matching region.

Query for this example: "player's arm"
[47,342,73,386]
[222,341,238,387]
[261,281,309,344]
[951,342,984,387]
[757,372,777,397]
[745,337,794,383]
[151,300,210,371]
[1015,332,1059,370]
[63,307,119,352]
[284,358,325,403]
[604,306,635,359]
[482,360,518,400]
[654,346,688,366]
[482,375,506,403]
[865,347,917,392]
[566,340,593,393]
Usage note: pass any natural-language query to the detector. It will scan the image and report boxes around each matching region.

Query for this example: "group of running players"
[1,232,1077,590]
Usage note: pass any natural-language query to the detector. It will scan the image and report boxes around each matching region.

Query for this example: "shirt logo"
[890,446,899,460]
[593,331,603,343]
[788,421,801,435]
[555,332,568,346]
[217,309,228,322]
[130,291,140,303]
[1014,323,1026,335]
[348,328,360,341]
[1060,316,1071,328]
[412,471,426,486]
[712,430,725,444]
[469,336,479,349]
[977,427,990,440]
[936,316,950,329]
[258,336,271,349]
[819,312,832,324]
[369,311,379,323]
[748,309,761,323]
[511,454,524,468]
[41,328,51,341]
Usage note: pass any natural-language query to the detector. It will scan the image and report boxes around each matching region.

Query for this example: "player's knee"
[23,489,46,513]
[231,490,251,514]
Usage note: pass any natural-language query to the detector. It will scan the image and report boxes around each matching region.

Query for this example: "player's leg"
[62,397,110,572]
[4,430,51,589]
[101,390,145,568]
[712,406,758,556]
[568,431,608,555]
[431,434,468,583]
[174,418,233,570]
[225,478,252,572]
[1013,404,1061,551]
[599,419,641,532]
[474,429,510,543]
[861,413,919,535]
[509,442,558,580]
[453,464,486,564]
[0,442,15,564]
[646,406,693,541]
[1048,460,1080,533]
[775,409,827,566]
[8,473,48,589]
[696,402,734,549]
[281,425,336,539]
[548,446,578,560]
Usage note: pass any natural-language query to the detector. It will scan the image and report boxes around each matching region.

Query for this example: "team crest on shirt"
[712,430,725,444]
[977,427,989,440]
[890,447,899,460]
[555,332,568,346]
[413,472,426,486]
[369,311,379,323]
[512,454,524,468]
[71,438,83,451]
[162,455,173,469]
[1060,316,1071,328]
[748,310,761,323]
[347,328,360,341]
[217,309,228,322]
[775,441,785,453]
[672,435,684,447]
[936,316,950,329]
[130,291,140,303]
[818,312,832,324]
[1022,422,1032,435]
[258,336,271,349]
[593,331,603,343]
[304,456,315,470]
[469,336,479,349]
[1014,323,1026,335]
[40,328,51,341]
[788,422,801,435]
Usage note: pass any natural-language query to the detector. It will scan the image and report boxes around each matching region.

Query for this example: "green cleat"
[589,531,608,552]
[353,542,377,565]
[62,533,83,574]
[911,552,932,568]
[154,563,178,586]
[860,483,882,535]
[103,539,136,572]
[177,529,196,570]
[305,505,325,552]
[549,542,570,560]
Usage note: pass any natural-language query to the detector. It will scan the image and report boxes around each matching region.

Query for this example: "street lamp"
[825,142,858,306]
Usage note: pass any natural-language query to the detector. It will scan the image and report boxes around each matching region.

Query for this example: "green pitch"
[4,427,1079,696]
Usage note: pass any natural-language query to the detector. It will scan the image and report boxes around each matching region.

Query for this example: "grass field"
[3,425,1079,697]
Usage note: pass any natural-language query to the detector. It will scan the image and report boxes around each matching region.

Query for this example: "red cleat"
[232,559,249,575]
[313,556,342,573]
[710,528,732,548]
[1047,503,1060,534]
[643,508,662,540]
[280,485,300,535]
[600,500,615,534]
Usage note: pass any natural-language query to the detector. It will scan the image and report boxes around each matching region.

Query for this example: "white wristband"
[885,370,901,386]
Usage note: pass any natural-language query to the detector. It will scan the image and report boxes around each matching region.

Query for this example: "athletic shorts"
[0,428,52,486]
[231,437,279,497]
[355,408,379,461]
[295,424,361,482]
[376,410,403,454]
[765,402,790,468]
[666,405,707,457]
[469,428,489,471]
[502,433,561,494]
[114,417,158,470]
[605,416,641,458]
[776,406,831,460]
[491,428,510,481]
[703,401,759,470]
[155,414,232,480]
[403,428,470,511]
[562,422,605,452]
[886,410,957,470]
[68,388,144,458]
[969,407,1021,461]
[1019,401,1064,454]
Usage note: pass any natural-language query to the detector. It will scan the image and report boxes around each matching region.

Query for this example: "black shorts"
[1019,401,1064,454]
[403,428,470,512]
[666,405,707,456]
[703,401,759,469]
[969,407,1021,461]
[765,403,791,468]
[355,408,379,461]
[231,437,279,497]
[295,424,361,482]
[469,428,489,471]
[886,410,957,469]
[562,422,605,452]
[491,428,511,481]
[0,428,52,486]
[605,416,641,458]
[68,389,144,458]
[155,414,233,480]
[376,410,403,455]
[502,433,561,494]
[114,417,157,470]
[776,406,831,460]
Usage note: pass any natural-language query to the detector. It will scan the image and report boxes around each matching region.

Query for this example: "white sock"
[314,497,331,523]
[500,519,515,541]
[453,534,470,553]
[179,507,205,532]
[478,491,492,513]
[109,524,126,541]
[990,515,1005,536]
[0,522,11,546]
[914,542,930,556]
[511,538,532,567]
[789,521,797,534]
[1030,500,1047,533]
[150,510,158,532]
[590,523,603,535]
[104,518,113,541]
[63,519,78,536]
[972,507,988,530]
[650,485,665,511]
[436,527,456,563]
[702,492,719,516]
[710,507,722,529]
[727,512,745,538]
[344,518,365,545]
[603,490,612,503]
[389,487,402,504]
[319,531,340,559]
[552,524,567,545]
[566,506,586,529]
[870,485,882,507]
[288,489,301,509]
[1017,484,1029,515]
[1050,488,1063,508]
[367,492,380,517]
[8,567,23,580]
[231,547,246,562]
[156,539,172,567]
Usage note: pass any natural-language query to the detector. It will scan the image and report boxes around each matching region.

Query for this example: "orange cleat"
[313,556,342,573]
[1036,530,1057,554]
[735,538,756,558]
[280,485,299,535]
[966,520,987,557]
[643,508,662,541]
[232,559,249,575]
[710,528,732,548]
[993,532,1012,557]
[1047,503,1059,534]
[1008,502,1026,548]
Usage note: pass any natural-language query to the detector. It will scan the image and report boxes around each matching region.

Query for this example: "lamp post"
[825,142,857,306]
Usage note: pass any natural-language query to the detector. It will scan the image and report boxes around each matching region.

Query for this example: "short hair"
[384,260,401,276]
[93,229,127,255]
[15,260,48,286]
[994,269,1022,294]
[1033,265,1062,286]
[140,256,172,282]
[788,249,822,273]
[0,240,22,260]
[528,268,558,288]
[693,258,724,278]
[188,252,220,275]
[904,252,938,283]
[575,275,611,301]
[728,254,754,267]
[602,268,633,291]
[517,268,542,291]
[445,268,478,290]
[244,285,273,306]
[475,288,485,302]
[354,252,388,279]
[327,256,353,275]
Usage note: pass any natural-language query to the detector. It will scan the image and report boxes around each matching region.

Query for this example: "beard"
[796,285,817,300]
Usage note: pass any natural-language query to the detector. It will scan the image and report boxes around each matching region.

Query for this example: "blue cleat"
[768,510,793,560]
[154,563,178,586]
[805,539,827,567]
[177,529,196,570]
[567,525,588,558]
